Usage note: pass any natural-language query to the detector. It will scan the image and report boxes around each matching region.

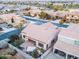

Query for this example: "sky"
[0,0,79,1]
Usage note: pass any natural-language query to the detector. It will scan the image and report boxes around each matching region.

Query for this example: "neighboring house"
[29,9,41,17]
[0,18,5,23]
[53,3,64,6]
[69,24,79,33]
[53,29,79,59]
[21,22,60,50]
[0,14,26,24]
[22,8,41,18]
[66,15,79,23]
[65,11,79,23]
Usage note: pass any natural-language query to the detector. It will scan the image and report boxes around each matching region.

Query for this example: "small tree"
[24,7,31,11]
[59,20,65,24]
[0,27,3,31]
[39,11,47,19]
[46,14,52,20]
[24,12,31,16]
[46,2,53,8]
[37,48,45,53]
[31,49,39,58]
[52,5,63,11]
[0,55,8,59]
[9,35,19,42]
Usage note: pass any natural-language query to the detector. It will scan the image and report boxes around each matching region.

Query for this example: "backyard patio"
[17,39,45,58]
[20,40,36,52]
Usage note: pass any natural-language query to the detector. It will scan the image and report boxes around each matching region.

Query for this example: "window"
[23,35,25,38]
[74,40,79,45]
[68,55,77,59]
[19,34,22,38]
[72,15,74,17]
[46,44,48,49]
[38,43,43,48]
[54,49,66,58]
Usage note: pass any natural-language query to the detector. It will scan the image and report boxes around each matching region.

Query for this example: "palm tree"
[11,18,15,23]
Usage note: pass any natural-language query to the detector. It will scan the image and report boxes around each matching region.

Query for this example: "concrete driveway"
[44,52,64,59]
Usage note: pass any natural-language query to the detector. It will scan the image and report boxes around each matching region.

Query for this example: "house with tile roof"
[0,13,26,24]
[53,28,79,59]
[21,22,60,50]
